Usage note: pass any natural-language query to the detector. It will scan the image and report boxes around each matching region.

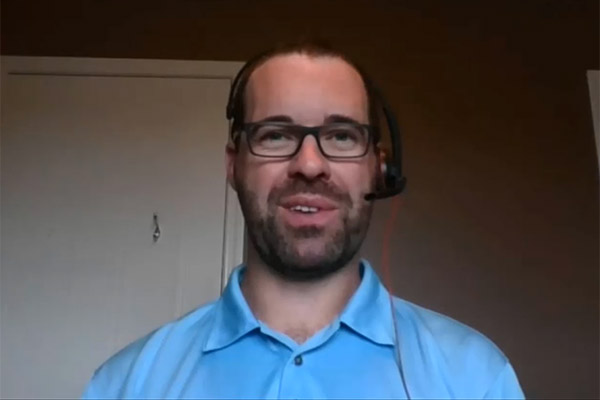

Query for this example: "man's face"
[227,54,378,281]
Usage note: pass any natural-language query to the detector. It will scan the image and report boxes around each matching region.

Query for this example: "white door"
[0,57,245,398]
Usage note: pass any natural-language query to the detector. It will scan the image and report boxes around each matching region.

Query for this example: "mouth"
[288,205,322,214]
[278,195,339,228]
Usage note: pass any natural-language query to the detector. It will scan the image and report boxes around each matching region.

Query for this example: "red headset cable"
[381,196,411,398]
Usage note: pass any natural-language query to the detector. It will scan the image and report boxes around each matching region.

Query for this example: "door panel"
[1,60,243,398]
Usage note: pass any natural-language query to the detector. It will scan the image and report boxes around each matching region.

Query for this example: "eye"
[323,128,360,144]
[250,125,298,151]
[320,124,369,156]
[259,131,289,142]
[331,131,355,142]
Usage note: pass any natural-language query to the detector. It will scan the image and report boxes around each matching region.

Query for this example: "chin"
[292,241,331,259]
[290,248,342,270]
[292,255,330,269]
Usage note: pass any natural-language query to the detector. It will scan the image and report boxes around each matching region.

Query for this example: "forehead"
[244,53,369,124]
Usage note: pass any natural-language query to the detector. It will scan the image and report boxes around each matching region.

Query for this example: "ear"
[374,142,388,188]
[375,142,388,172]
[225,143,237,192]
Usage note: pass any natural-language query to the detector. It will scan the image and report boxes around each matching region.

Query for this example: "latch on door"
[153,213,161,243]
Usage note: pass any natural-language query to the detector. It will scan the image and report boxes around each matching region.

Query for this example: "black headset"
[225,56,407,201]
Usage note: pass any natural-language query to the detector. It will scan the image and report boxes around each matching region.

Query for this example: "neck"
[241,247,362,344]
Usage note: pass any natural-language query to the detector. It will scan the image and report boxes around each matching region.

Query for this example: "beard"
[235,173,375,282]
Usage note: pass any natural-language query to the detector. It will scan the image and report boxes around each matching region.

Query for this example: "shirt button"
[294,355,303,366]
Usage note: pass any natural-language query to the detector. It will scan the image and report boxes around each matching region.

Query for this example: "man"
[83,42,525,399]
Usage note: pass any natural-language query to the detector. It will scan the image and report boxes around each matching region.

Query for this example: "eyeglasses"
[235,122,373,158]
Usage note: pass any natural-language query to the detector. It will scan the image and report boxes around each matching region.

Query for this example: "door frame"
[0,56,246,291]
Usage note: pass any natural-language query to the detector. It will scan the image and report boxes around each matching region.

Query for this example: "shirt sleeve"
[81,371,111,400]
[81,374,101,399]
[483,362,526,399]
[80,364,126,400]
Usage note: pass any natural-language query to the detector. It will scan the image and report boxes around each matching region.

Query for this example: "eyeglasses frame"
[232,121,375,160]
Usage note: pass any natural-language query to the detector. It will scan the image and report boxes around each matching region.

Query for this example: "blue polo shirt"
[82,260,524,399]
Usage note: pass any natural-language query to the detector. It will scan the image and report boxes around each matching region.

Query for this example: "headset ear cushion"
[376,144,406,192]
[386,164,407,194]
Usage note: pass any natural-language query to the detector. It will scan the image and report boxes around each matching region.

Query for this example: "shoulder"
[392,298,524,398]
[82,300,218,399]
[395,297,506,363]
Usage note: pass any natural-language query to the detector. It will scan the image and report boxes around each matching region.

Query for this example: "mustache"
[267,179,352,208]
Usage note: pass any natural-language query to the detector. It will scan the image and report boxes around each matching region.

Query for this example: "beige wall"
[2,0,598,397]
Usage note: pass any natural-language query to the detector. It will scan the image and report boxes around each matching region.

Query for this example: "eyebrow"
[324,114,362,125]
[255,114,363,125]
[256,115,294,123]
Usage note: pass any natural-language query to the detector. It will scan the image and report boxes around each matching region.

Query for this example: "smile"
[289,205,320,213]
[277,194,340,228]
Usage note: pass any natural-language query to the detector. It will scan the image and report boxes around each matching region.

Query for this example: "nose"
[287,135,331,181]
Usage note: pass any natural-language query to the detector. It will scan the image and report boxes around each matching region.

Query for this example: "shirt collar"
[203,259,395,352]
[339,259,396,346]
[203,266,259,352]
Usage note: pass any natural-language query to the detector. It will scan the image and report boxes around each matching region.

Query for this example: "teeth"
[290,205,319,213]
